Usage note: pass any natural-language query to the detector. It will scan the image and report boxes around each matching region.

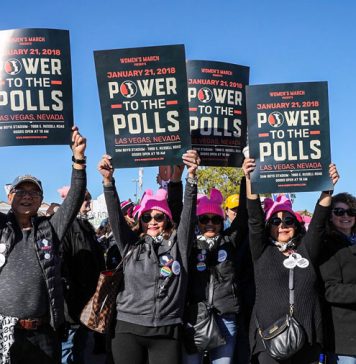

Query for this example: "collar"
[348,233,356,245]
[271,237,298,252]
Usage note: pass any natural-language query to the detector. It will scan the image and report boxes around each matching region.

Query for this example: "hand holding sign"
[71,126,86,170]
[328,163,339,186]
[182,150,200,177]
[242,158,256,180]
[98,154,114,184]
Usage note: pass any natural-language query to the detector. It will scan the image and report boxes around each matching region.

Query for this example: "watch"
[72,156,87,164]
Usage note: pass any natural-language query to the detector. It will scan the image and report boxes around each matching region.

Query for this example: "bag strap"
[208,269,214,306]
[113,247,134,273]
[289,267,295,315]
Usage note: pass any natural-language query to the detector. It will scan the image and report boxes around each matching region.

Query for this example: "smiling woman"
[243,157,339,364]
[97,150,200,364]
[319,193,356,364]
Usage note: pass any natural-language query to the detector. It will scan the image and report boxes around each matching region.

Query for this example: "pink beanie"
[138,189,172,221]
[197,188,224,218]
[264,195,296,222]
[58,185,70,199]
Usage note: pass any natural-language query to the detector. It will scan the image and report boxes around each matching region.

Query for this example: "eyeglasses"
[269,216,296,226]
[332,208,356,217]
[13,189,42,198]
[141,213,166,224]
[198,215,223,225]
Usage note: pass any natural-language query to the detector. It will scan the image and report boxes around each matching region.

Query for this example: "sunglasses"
[269,216,296,226]
[141,213,166,224]
[198,215,223,225]
[332,208,356,217]
[13,189,42,198]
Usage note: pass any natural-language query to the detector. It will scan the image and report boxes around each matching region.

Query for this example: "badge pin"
[159,254,174,267]
[0,253,6,267]
[201,249,207,255]
[160,266,172,277]
[283,257,297,269]
[172,260,181,275]
[0,243,6,254]
[217,249,227,263]
[197,253,206,262]
[44,253,51,260]
[296,258,309,269]
[196,262,206,272]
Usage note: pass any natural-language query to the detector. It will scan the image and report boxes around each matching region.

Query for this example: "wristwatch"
[72,156,87,164]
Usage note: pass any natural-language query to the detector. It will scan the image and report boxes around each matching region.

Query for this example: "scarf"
[0,314,18,364]
[196,235,220,250]
[348,233,356,245]
[271,237,298,252]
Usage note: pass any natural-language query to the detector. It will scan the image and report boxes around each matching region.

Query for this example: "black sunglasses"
[269,216,296,226]
[332,208,356,217]
[198,215,223,225]
[141,213,166,224]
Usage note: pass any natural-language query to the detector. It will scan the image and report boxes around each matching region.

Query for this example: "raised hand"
[182,150,200,177]
[98,154,114,183]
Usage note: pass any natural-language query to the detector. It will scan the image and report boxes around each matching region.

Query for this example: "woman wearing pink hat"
[183,178,250,364]
[242,158,339,364]
[97,150,200,364]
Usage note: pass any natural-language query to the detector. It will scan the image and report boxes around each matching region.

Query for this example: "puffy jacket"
[0,168,86,329]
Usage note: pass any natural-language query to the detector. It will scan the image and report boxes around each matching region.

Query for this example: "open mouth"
[20,202,33,207]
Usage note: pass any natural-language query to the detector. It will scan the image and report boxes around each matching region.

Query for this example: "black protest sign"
[94,44,191,168]
[246,81,332,194]
[187,60,249,167]
[0,28,73,146]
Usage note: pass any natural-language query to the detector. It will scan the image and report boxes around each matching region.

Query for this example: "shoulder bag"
[255,268,305,360]
[80,248,133,333]
[183,271,226,353]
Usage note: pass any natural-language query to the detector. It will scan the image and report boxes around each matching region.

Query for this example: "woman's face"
[269,211,297,243]
[198,214,223,238]
[330,202,355,236]
[141,209,167,237]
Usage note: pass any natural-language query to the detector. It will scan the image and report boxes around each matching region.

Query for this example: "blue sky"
[1,0,355,213]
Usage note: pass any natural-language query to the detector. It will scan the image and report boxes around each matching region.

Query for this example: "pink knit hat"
[138,189,172,220]
[264,195,296,222]
[196,188,224,218]
[57,185,70,199]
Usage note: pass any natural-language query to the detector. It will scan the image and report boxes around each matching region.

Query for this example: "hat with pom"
[197,188,224,218]
[264,195,296,222]
[138,189,172,221]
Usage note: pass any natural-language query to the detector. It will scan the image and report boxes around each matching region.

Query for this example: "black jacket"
[186,181,249,316]
[61,217,105,323]
[104,178,197,327]
[319,231,356,355]
[0,168,86,329]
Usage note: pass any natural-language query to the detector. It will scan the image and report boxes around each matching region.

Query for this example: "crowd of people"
[0,127,355,364]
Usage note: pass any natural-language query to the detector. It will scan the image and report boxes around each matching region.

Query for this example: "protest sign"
[0,28,73,146]
[246,81,332,193]
[187,60,249,166]
[94,44,191,168]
